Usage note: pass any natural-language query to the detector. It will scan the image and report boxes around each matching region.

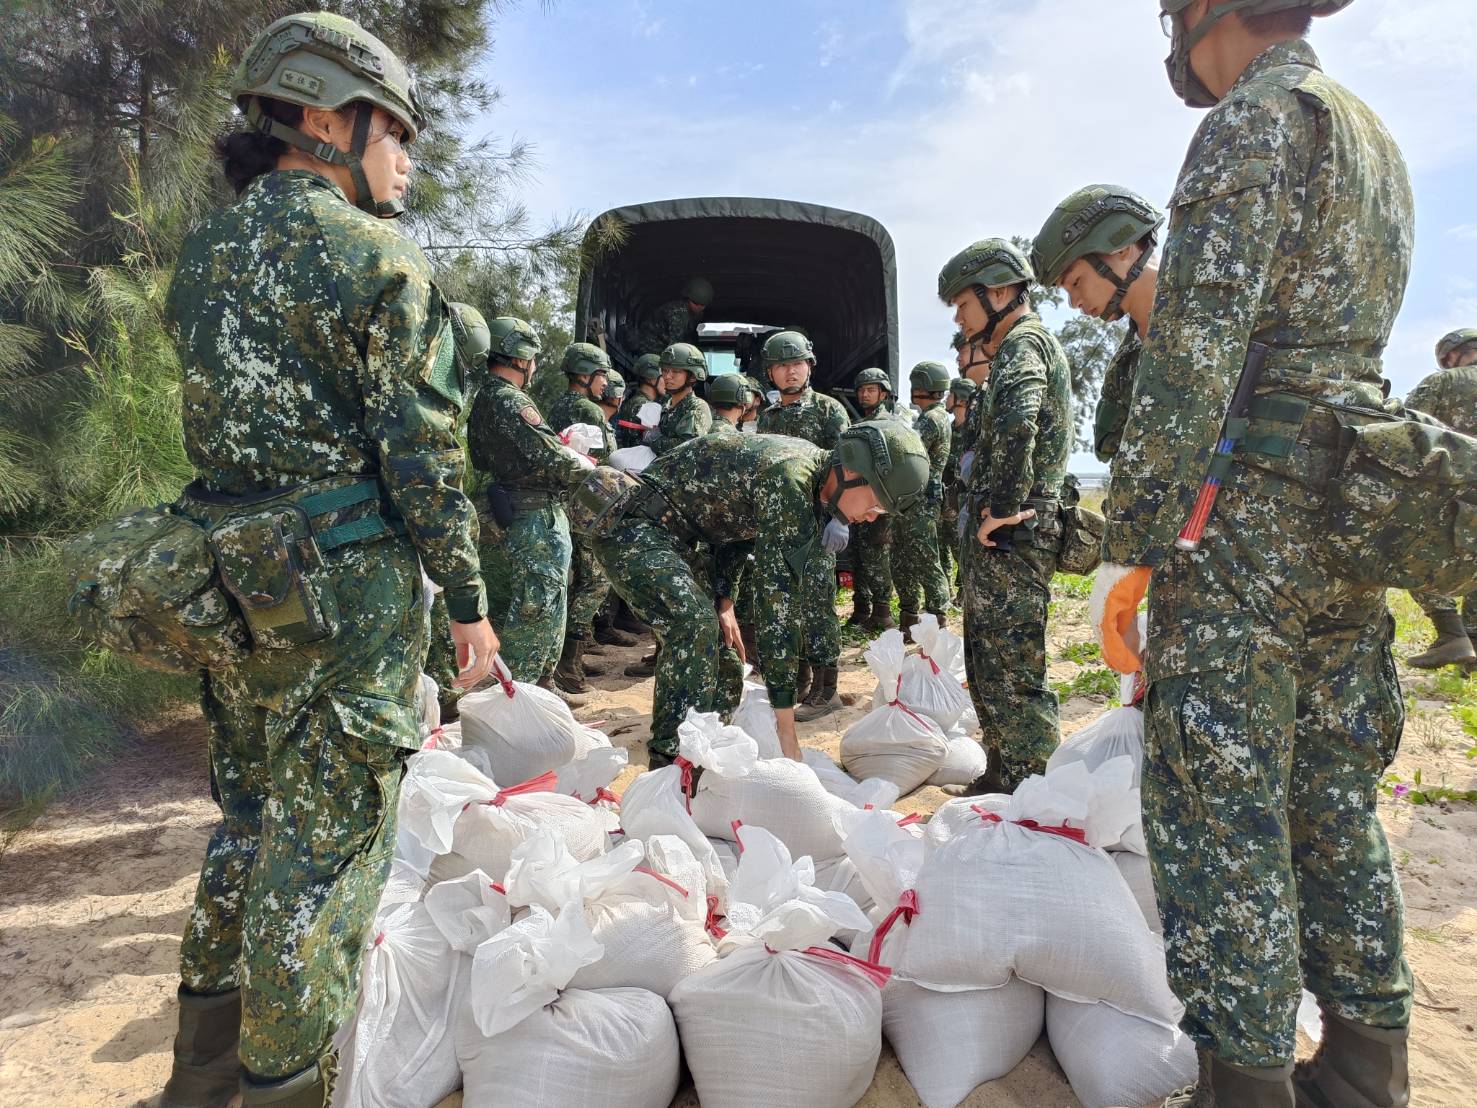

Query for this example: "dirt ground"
[2,604,1474,1107]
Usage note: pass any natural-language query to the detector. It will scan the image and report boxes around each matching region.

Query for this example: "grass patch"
[1052,666,1120,703]
[1058,641,1101,664]
[1053,572,1095,600]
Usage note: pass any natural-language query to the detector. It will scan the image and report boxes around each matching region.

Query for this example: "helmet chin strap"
[247,99,405,219]
[966,284,1027,351]
[824,461,870,523]
[1087,234,1157,324]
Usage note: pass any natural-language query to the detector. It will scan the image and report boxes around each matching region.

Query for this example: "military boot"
[613,602,650,636]
[1164,1050,1294,1107]
[239,1057,333,1107]
[794,665,840,722]
[156,987,242,1108]
[1407,610,1476,669]
[899,611,919,644]
[864,606,896,633]
[846,598,871,627]
[594,621,638,647]
[1162,1048,1214,1107]
[926,607,949,629]
[1294,1007,1409,1108]
[795,661,814,704]
[554,636,591,695]
[624,645,659,679]
[538,671,588,706]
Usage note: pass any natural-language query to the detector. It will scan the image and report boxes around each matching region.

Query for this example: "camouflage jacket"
[640,433,830,708]
[757,387,851,450]
[912,401,953,507]
[547,390,615,457]
[1104,40,1414,565]
[707,415,743,436]
[616,389,662,449]
[467,376,588,495]
[1407,366,1477,437]
[167,170,486,622]
[636,299,697,356]
[965,312,1072,518]
[1095,326,1141,464]
[650,390,712,454]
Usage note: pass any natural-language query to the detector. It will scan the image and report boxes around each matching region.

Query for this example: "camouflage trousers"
[960,530,1059,787]
[893,500,950,614]
[478,505,571,681]
[1143,460,1412,1068]
[422,591,461,715]
[852,518,893,611]
[179,541,422,1080]
[801,543,841,668]
[594,517,744,757]
[1413,585,1477,629]
[567,536,610,641]
[938,511,956,588]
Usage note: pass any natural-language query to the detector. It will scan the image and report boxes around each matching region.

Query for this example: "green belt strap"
[298,479,381,518]
[316,513,407,552]
[298,479,405,552]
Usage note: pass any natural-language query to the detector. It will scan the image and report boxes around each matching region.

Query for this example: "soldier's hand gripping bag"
[567,465,641,539]
[209,503,340,650]
[65,505,250,674]
[1056,474,1105,577]
[1323,408,1477,595]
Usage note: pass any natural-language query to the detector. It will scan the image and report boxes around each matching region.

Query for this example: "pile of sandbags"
[878,614,972,731]
[842,631,949,792]
[457,662,610,786]
[670,826,888,1108]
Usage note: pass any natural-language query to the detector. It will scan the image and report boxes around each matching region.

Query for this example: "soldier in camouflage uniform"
[1094,4,1413,1102]
[468,320,591,688]
[598,367,625,424]
[646,343,713,453]
[893,361,953,633]
[617,353,665,449]
[636,277,713,356]
[940,375,977,587]
[586,423,929,763]
[939,239,1072,793]
[757,330,853,719]
[1405,328,1477,669]
[847,368,898,632]
[707,372,755,434]
[159,14,498,1105]
[547,343,617,694]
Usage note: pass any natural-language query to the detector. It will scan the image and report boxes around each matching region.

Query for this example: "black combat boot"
[613,600,650,636]
[794,665,840,722]
[1407,609,1476,669]
[864,605,896,632]
[624,645,659,678]
[1294,1006,1409,1108]
[239,1056,334,1107]
[846,598,871,627]
[898,610,919,644]
[554,635,591,694]
[594,621,638,647]
[156,987,241,1108]
[1164,1049,1294,1107]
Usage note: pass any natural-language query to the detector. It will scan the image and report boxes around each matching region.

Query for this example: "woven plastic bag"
[1046,994,1196,1108]
[1113,850,1162,935]
[607,445,656,473]
[925,729,990,788]
[1046,706,1146,853]
[457,906,681,1108]
[876,615,971,731]
[842,631,948,793]
[457,660,609,787]
[731,669,783,759]
[670,826,886,1108]
[801,748,902,810]
[555,745,628,832]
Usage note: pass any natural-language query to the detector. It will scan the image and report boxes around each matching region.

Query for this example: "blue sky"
[475,0,1476,418]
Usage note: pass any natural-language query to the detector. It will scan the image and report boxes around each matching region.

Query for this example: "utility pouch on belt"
[486,484,516,530]
[1056,475,1105,577]
[567,465,642,539]
[65,506,251,675]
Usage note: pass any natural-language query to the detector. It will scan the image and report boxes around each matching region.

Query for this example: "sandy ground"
[2,603,1475,1107]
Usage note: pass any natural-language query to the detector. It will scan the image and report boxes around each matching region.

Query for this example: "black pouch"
[210,504,341,650]
[486,484,516,530]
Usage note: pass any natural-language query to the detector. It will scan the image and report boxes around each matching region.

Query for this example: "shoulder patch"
[521,405,543,426]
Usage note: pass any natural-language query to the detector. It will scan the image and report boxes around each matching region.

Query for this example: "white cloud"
[1448,224,1477,243]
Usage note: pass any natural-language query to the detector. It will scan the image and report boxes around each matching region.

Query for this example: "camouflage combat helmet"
[683,277,715,307]
[854,368,892,393]
[631,353,663,383]
[602,368,626,403]
[232,12,424,218]
[660,342,708,382]
[1033,185,1164,323]
[910,361,951,395]
[1436,328,1477,366]
[949,377,977,402]
[707,373,754,409]
[950,330,966,351]
[447,302,489,374]
[561,341,612,378]
[743,374,765,400]
[827,422,931,519]
[937,238,1035,350]
[487,317,541,365]
[762,330,816,369]
[1160,1,1354,108]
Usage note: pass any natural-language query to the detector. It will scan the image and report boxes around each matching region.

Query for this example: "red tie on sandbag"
[489,771,559,807]
[887,676,934,731]
[490,882,506,895]
[769,945,892,989]
[704,895,728,941]
[868,889,919,964]
[632,866,690,899]
[971,808,1088,845]
[674,756,697,813]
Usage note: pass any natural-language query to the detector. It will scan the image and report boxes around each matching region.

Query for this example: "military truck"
[576,197,900,403]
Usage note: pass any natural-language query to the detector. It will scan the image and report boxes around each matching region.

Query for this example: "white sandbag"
[555,745,628,832]
[843,632,948,793]
[607,445,656,473]
[457,907,680,1108]
[864,761,1178,1025]
[876,615,971,731]
[1049,705,1144,784]
[398,750,607,884]
[377,859,427,909]
[925,732,990,788]
[456,662,608,787]
[801,748,902,810]
[416,673,439,735]
[1113,850,1162,935]
[503,830,716,998]
[558,422,607,456]
[334,898,465,1108]
[670,827,886,1108]
[707,836,741,879]
[693,755,856,864]
[731,671,783,759]
[1046,994,1196,1108]
[884,977,1046,1108]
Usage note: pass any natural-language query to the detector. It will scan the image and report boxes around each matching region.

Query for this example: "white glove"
[638,401,663,429]
[821,520,850,554]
